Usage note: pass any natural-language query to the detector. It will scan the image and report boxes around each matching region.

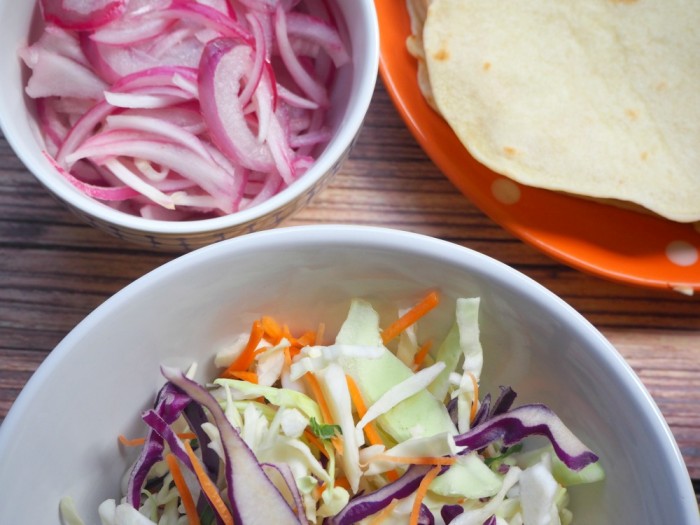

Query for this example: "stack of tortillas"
[407,0,700,223]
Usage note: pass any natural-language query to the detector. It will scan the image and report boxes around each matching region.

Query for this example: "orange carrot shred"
[316,322,326,346]
[118,435,145,447]
[381,292,439,344]
[386,470,399,482]
[345,375,384,447]
[409,466,441,525]
[304,373,333,425]
[261,316,283,344]
[467,371,480,423]
[334,476,351,491]
[412,340,433,370]
[184,440,234,525]
[369,498,400,524]
[373,454,457,466]
[165,453,200,525]
[294,330,316,348]
[220,320,264,377]
[303,429,330,459]
[227,371,259,384]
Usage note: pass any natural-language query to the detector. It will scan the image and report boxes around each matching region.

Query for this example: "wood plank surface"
[1,81,698,502]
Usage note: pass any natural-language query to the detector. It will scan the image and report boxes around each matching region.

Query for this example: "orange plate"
[376,0,700,293]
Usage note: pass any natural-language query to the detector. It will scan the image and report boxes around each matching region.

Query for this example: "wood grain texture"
[0,82,698,502]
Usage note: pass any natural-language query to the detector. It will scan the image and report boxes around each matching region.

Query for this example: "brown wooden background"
[1,80,698,502]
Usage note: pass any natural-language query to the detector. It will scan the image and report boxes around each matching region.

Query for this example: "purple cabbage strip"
[470,392,491,428]
[182,401,220,518]
[446,396,459,426]
[454,404,599,471]
[184,401,220,478]
[418,503,435,525]
[161,366,301,524]
[126,383,191,506]
[490,386,517,418]
[441,504,464,524]
[261,463,306,523]
[482,515,497,525]
[323,465,433,525]
[141,409,193,470]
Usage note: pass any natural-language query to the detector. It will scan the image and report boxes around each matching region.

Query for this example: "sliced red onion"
[66,134,240,213]
[285,12,349,67]
[454,404,599,471]
[105,114,214,161]
[161,366,302,524]
[162,0,252,43]
[274,5,328,106]
[238,13,267,107]
[90,14,175,45]
[44,151,139,201]
[20,35,108,99]
[40,0,127,30]
[198,38,274,171]
[323,465,434,525]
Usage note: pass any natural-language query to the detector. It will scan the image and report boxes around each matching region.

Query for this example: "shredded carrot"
[314,481,328,500]
[261,316,283,344]
[381,291,439,344]
[412,340,433,370]
[373,454,457,466]
[227,371,259,384]
[316,322,326,346]
[369,498,400,524]
[303,429,330,459]
[386,470,399,482]
[466,371,479,423]
[118,432,196,447]
[165,453,200,525]
[304,372,344,455]
[294,330,316,348]
[118,435,145,447]
[334,476,351,491]
[409,465,441,525]
[304,373,333,425]
[184,440,234,525]
[220,320,264,376]
[345,375,384,447]
[283,346,293,369]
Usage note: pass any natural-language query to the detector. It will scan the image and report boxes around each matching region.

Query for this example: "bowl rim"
[0,224,695,518]
[0,1,380,236]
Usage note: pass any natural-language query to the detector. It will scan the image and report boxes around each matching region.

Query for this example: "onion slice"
[40,0,127,30]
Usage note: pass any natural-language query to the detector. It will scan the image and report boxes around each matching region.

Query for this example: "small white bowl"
[0,225,696,523]
[0,2,378,249]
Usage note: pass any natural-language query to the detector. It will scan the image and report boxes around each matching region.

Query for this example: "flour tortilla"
[422,0,700,222]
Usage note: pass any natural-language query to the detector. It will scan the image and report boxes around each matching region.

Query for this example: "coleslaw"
[61,293,604,525]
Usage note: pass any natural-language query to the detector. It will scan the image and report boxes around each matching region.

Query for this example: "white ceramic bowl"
[0,2,378,249]
[0,225,696,523]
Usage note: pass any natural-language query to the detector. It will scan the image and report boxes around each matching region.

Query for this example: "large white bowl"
[0,226,696,523]
[0,2,378,249]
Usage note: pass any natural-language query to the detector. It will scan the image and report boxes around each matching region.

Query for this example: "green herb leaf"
[309,417,342,440]
[484,444,524,467]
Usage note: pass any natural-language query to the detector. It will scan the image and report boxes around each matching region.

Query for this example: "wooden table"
[1,80,698,503]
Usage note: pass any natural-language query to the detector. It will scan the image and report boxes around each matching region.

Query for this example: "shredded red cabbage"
[323,465,435,525]
[161,366,302,524]
[454,404,599,471]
